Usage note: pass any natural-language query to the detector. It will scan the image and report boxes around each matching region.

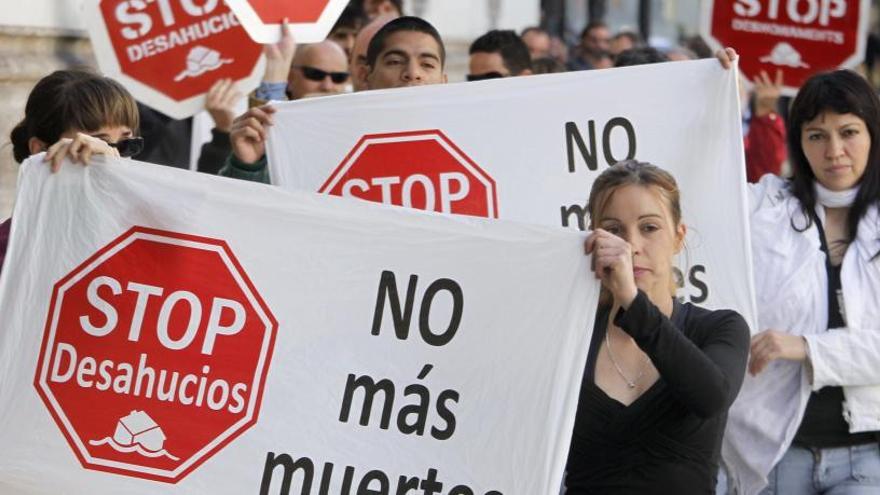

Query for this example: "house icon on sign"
[113,410,167,452]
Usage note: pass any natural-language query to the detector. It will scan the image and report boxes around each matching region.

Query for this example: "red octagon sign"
[701,0,870,94]
[34,227,277,483]
[85,0,264,119]
[225,0,350,43]
[319,130,499,218]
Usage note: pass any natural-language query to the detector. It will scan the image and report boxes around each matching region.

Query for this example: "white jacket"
[722,174,880,495]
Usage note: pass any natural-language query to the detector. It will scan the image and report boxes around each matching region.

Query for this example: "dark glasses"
[108,137,144,158]
[466,71,507,82]
[295,65,350,84]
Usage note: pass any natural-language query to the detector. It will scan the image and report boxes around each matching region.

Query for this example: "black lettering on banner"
[560,203,588,231]
[420,468,443,495]
[371,271,464,347]
[339,374,395,429]
[419,279,463,347]
[673,265,710,304]
[357,470,390,494]
[259,452,314,495]
[688,265,709,304]
[258,453,505,495]
[371,271,418,340]
[566,121,597,172]
[339,365,459,441]
[602,117,637,165]
[565,118,637,173]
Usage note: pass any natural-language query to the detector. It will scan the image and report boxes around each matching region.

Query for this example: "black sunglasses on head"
[108,137,144,158]
[295,65,350,84]
[466,71,507,82]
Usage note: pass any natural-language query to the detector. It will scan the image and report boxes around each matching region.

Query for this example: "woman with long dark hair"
[723,69,880,494]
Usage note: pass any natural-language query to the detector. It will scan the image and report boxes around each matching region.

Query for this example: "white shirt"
[722,174,880,495]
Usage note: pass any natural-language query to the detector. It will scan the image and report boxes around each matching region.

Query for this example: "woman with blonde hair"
[566,160,750,493]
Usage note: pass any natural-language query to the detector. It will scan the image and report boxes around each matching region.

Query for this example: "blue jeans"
[759,444,880,494]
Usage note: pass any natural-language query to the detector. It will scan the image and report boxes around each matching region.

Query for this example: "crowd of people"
[2,1,880,494]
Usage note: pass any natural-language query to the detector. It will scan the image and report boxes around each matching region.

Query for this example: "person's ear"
[675,223,687,254]
[28,136,47,156]
[359,64,371,89]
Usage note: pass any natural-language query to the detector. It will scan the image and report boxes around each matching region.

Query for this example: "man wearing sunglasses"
[287,41,350,100]
[467,29,532,82]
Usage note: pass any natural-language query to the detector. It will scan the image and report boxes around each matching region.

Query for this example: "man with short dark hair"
[521,26,551,59]
[569,20,612,71]
[614,46,669,68]
[222,16,447,182]
[328,5,366,60]
[364,16,447,89]
[350,14,395,91]
[610,30,642,57]
[363,0,402,19]
[467,29,532,81]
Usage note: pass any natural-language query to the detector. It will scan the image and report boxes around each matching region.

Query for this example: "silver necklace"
[605,328,646,389]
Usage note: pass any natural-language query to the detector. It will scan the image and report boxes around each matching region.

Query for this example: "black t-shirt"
[565,292,750,494]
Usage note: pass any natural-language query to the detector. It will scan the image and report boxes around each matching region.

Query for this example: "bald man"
[287,41,350,99]
[350,14,395,91]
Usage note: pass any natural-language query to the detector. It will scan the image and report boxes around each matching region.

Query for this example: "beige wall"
[0,27,94,219]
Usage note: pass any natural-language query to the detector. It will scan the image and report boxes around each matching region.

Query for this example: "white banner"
[267,59,757,330]
[0,157,598,494]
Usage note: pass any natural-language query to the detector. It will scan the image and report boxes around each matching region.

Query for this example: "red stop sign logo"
[86,0,263,119]
[34,227,277,483]
[224,0,350,43]
[319,130,499,218]
[701,0,870,93]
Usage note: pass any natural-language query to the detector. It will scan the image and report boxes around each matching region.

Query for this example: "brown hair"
[10,69,139,163]
[587,159,684,302]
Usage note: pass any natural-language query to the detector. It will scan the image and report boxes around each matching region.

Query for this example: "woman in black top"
[565,160,750,494]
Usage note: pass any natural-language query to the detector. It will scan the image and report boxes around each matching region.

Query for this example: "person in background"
[610,30,642,58]
[3,69,141,278]
[665,45,697,62]
[613,46,669,68]
[566,160,749,494]
[222,16,447,183]
[287,42,350,99]
[196,78,242,175]
[568,20,612,71]
[468,29,532,82]
[743,70,787,183]
[362,0,402,19]
[252,27,349,103]
[350,14,396,91]
[549,34,570,66]
[327,4,366,60]
[521,26,551,60]
[531,57,566,75]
